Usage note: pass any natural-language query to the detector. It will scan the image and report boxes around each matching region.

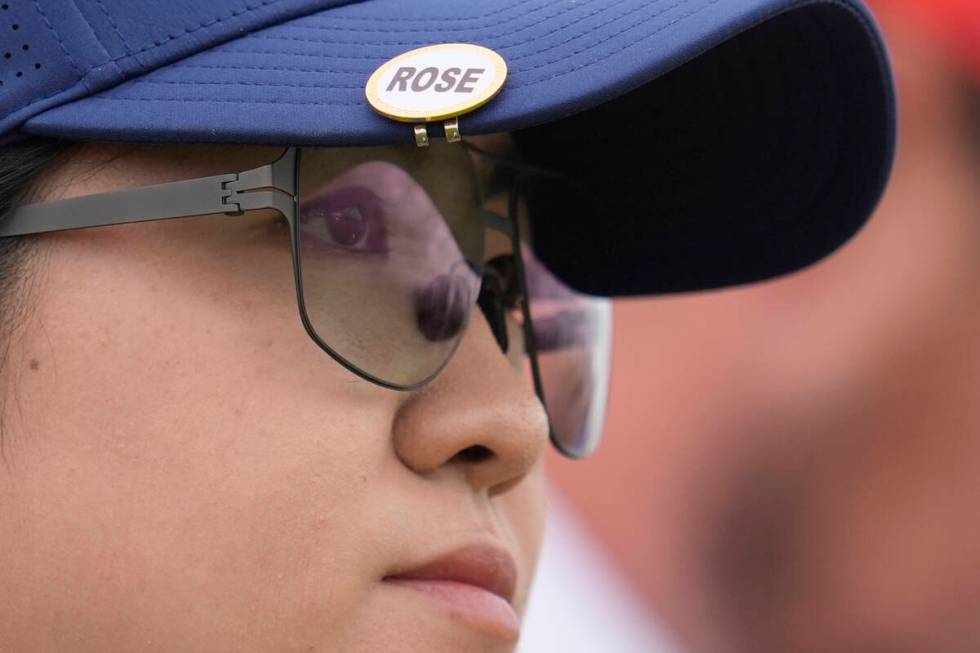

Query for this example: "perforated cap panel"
[0,0,353,143]
[0,0,80,129]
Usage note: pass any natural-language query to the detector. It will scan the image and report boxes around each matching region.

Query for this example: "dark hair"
[0,137,75,213]
[0,136,73,320]
[0,136,73,463]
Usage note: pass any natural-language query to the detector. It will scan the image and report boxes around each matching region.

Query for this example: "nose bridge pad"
[477,275,510,355]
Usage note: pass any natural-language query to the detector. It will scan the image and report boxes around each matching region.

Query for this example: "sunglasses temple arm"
[480,209,514,238]
[504,184,561,451]
[0,148,297,237]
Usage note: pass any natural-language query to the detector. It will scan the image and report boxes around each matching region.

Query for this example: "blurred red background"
[541,3,980,652]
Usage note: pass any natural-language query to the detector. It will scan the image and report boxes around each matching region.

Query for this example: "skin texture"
[548,7,980,653]
[0,140,548,652]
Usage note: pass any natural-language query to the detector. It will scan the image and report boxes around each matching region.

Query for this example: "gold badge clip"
[366,44,508,147]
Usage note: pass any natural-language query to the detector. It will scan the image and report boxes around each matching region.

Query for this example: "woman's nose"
[391,313,548,494]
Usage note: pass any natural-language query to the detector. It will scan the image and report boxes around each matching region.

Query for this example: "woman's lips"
[382,544,520,640]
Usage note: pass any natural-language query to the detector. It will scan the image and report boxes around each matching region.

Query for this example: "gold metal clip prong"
[444,117,461,143]
[414,124,430,148]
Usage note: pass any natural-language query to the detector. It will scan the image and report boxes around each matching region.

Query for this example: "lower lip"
[383,578,520,641]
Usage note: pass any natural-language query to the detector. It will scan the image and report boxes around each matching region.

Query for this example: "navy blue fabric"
[0,0,355,142]
[515,4,894,295]
[0,0,896,296]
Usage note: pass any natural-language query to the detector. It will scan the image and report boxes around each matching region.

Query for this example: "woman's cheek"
[501,458,548,615]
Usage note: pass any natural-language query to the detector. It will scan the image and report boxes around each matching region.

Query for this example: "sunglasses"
[1,141,611,458]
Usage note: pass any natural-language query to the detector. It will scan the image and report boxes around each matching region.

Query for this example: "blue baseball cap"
[0,0,895,296]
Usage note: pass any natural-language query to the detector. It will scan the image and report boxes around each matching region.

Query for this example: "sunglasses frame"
[2,143,609,457]
[482,173,608,459]
[1,146,535,385]
[461,138,609,458]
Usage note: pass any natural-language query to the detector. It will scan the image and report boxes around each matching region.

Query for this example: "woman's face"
[0,141,549,652]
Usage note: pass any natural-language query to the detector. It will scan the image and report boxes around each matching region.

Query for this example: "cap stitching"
[232,0,679,64]
[67,0,114,64]
[252,0,626,47]
[282,0,576,36]
[94,0,133,55]
[97,0,717,103]
[193,47,354,59]
[122,0,694,89]
[84,95,367,106]
[244,32,440,47]
[70,0,889,140]
[195,48,410,61]
[250,0,583,36]
[137,77,365,89]
[175,62,370,75]
[4,74,88,117]
[31,0,83,77]
[4,0,285,120]
[305,0,529,25]
[101,0,287,67]
[509,0,720,88]
[507,0,682,63]
[0,1,88,122]
[302,0,677,49]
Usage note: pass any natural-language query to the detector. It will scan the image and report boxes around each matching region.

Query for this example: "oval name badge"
[366,44,508,123]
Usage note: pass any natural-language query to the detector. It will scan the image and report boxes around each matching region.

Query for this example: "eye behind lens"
[299,186,388,254]
[294,147,488,389]
[414,272,474,342]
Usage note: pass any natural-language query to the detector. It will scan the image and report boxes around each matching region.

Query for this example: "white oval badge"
[366,44,508,123]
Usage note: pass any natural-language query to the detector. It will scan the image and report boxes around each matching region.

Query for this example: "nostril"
[453,445,494,464]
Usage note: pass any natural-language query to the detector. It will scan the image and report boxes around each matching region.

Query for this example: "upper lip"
[383,543,518,604]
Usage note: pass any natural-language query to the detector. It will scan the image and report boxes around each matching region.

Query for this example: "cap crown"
[0,0,345,141]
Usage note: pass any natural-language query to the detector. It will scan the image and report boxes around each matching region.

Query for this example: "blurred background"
[520,1,980,652]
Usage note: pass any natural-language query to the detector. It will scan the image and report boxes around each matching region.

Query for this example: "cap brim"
[22,0,895,296]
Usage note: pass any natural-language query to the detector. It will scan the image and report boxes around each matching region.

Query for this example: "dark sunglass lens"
[512,177,613,458]
[521,242,612,458]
